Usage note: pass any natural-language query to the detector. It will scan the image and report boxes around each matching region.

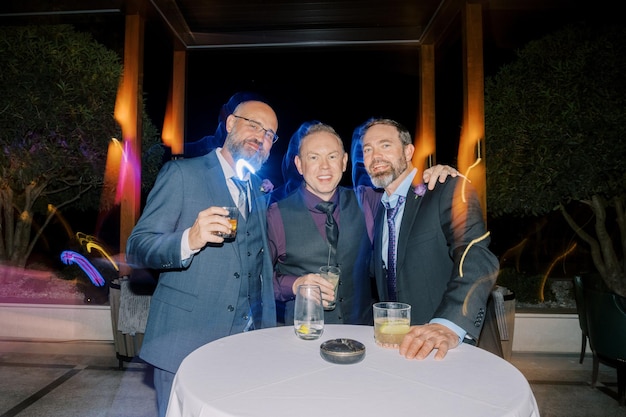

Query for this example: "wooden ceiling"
[0,0,597,51]
[148,0,460,49]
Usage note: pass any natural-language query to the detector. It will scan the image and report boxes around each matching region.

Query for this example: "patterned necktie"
[386,196,405,301]
[232,178,249,219]
[233,177,252,330]
[315,201,338,262]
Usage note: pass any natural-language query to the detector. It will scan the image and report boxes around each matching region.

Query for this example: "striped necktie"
[386,196,405,301]
[232,178,249,219]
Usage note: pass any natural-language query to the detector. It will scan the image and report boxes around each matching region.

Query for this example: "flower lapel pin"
[413,183,427,199]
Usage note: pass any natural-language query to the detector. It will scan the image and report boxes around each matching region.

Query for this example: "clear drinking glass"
[319,265,340,310]
[373,302,411,348]
[213,206,238,238]
[294,284,324,340]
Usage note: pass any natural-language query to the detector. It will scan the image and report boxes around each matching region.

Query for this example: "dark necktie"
[316,201,338,262]
[232,178,249,219]
[386,196,405,301]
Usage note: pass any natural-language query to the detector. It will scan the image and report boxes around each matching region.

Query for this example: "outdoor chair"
[582,279,626,406]
[573,275,589,364]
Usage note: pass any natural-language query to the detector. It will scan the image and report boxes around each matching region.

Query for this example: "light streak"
[47,204,74,240]
[60,250,106,287]
[461,157,481,203]
[235,159,255,180]
[75,232,119,271]
[458,231,491,278]
[112,139,140,204]
[538,242,577,302]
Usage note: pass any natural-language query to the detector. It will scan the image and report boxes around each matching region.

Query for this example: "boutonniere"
[260,178,274,193]
[413,183,427,199]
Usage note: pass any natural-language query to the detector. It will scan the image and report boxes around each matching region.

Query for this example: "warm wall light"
[102,138,123,207]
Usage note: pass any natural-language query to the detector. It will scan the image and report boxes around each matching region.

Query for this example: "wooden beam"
[413,43,436,180]
[119,10,145,266]
[458,1,487,218]
[171,49,186,156]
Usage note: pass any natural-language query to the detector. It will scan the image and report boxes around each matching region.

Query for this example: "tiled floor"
[0,339,623,417]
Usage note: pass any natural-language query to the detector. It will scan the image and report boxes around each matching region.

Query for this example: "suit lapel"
[396,188,424,271]
[203,151,241,260]
[203,151,235,207]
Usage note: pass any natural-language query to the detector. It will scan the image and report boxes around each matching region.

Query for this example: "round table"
[166,324,539,417]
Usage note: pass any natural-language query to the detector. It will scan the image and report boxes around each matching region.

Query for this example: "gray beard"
[225,139,268,172]
[370,172,393,189]
[368,158,407,189]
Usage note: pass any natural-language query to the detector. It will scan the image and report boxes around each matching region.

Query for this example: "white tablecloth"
[166,324,540,417]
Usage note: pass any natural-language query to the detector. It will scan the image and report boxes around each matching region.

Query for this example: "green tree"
[0,25,162,268]
[485,22,626,296]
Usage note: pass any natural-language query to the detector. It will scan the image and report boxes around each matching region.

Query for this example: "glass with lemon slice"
[373,302,411,347]
[294,284,324,340]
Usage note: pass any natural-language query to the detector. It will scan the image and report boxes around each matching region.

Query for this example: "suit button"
[227,305,235,312]
[474,320,481,327]
[247,251,251,256]
[234,273,240,278]
[243,313,250,320]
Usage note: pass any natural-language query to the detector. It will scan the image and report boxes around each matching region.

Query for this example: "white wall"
[0,304,584,353]
[0,303,112,341]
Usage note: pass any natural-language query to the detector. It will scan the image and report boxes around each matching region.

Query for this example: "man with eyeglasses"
[126,94,279,417]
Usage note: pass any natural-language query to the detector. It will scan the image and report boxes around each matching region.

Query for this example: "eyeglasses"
[232,114,279,144]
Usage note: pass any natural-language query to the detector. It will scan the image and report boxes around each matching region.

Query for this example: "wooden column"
[458,1,486,217]
[119,11,145,261]
[413,42,437,180]
[170,49,187,156]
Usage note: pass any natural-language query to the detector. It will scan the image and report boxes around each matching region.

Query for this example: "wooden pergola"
[0,0,589,255]
[116,0,487,255]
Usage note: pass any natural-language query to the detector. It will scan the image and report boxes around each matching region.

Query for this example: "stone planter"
[0,302,112,340]
[513,312,584,353]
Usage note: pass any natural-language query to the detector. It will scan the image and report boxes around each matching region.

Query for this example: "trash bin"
[109,272,155,369]
[109,278,141,368]
[493,286,516,360]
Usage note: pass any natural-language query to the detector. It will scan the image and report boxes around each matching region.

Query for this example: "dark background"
[135,5,615,189]
[4,3,621,276]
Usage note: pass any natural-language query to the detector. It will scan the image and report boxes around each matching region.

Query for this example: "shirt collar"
[381,168,417,209]
[300,183,340,212]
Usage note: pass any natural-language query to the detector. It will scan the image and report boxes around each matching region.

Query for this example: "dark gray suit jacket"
[372,176,498,342]
[126,150,276,374]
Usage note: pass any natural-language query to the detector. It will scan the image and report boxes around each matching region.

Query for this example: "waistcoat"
[277,187,373,325]
[232,197,264,331]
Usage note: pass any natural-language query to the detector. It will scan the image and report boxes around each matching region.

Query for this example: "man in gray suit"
[361,118,499,361]
[126,97,278,417]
